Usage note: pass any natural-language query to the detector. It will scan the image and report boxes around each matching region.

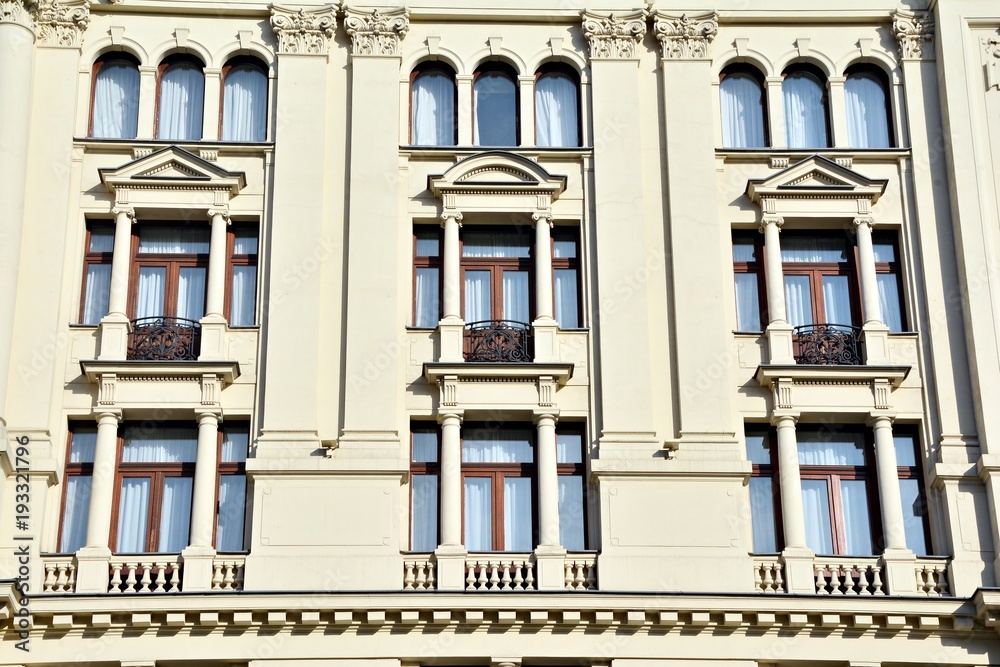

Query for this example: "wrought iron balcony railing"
[464,320,533,363]
[793,324,862,366]
[127,317,201,361]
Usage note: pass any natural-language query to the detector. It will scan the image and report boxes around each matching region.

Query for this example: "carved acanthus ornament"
[653,11,718,60]
[343,7,409,57]
[34,0,88,46]
[893,9,934,60]
[0,0,36,32]
[269,4,337,56]
[581,9,647,61]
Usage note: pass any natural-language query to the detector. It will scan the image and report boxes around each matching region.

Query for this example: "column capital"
[1,0,37,34]
[195,409,222,424]
[581,9,647,61]
[770,412,799,427]
[207,206,231,224]
[437,410,464,425]
[34,0,89,47]
[893,8,935,61]
[440,209,463,227]
[532,411,558,425]
[853,215,876,230]
[758,215,784,233]
[531,211,553,228]
[652,11,718,61]
[344,6,409,58]
[867,412,896,428]
[269,4,338,56]
[112,204,136,222]
[95,409,122,424]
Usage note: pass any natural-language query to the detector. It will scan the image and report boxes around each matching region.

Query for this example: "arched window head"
[411,64,456,146]
[91,54,140,139]
[474,63,518,147]
[719,65,767,149]
[157,55,205,141]
[222,58,268,142]
[782,64,829,149]
[845,66,892,149]
[535,65,580,148]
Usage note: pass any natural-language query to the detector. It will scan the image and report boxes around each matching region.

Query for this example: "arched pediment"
[429,152,567,214]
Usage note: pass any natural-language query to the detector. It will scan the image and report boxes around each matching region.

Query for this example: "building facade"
[3,0,1000,665]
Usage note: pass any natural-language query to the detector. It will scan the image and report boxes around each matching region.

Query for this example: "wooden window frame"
[778,231,862,327]
[58,425,97,553]
[78,221,115,324]
[127,222,210,321]
[732,231,767,332]
[781,63,832,149]
[746,427,784,553]
[223,222,260,327]
[472,62,520,147]
[412,226,443,328]
[555,423,587,550]
[408,425,441,550]
[893,427,932,554]
[459,225,535,324]
[719,64,770,147]
[533,63,582,147]
[220,56,269,143]
[155,53,205,141]
[88,52,141,138]
[214,422,249,552]
[551,227,582,328]
[844,64,895,149]
[409,63,458,146]
[872,231,907,331]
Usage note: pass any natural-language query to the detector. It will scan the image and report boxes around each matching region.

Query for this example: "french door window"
[461,228,533,325]
[781,234,857,329]
[216,425,249,552]
[227,225,259,326]
[732,233,766,332]
[409,427,440,552]
[130,225,209,322]
[746,429,780,553]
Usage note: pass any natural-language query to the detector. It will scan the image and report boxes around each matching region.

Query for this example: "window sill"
[80,358,241,383]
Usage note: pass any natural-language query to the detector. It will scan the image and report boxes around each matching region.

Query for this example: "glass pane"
[221,428,249,463]
[138,227,210,254]
[720,73,766,148]
[415,230,441,257]
[781,236,848,263]
[784,275,814,328]
[840,479,874,555]
[872,238,896,263]
[464,477,492,551]
[60,475,92,553]
[464,270,491,322]
[463,427,533,463]
[801,478,834,554]
[412,430,439,463]
[503,270,530,323]
[69,427,97,463]
[798,431,865,465]
[136,266,166,319]
[553,237,577,259]
[158,477,193,553]
[734,273,762,331]
[732,238,757,262]
[222,65,267,142]
[474,72,516,146]
[745,431,772,465]
[412,72,455,146]
[414,267,440,328]
[83,264,112,324]
[116,477,151,553]
[231,265,257,326]
[558,476,585,550]
[411,474,439,551]
[217,474,247,552]
[893,434,918,467]
[845,73,890,149]
[822,274,853,325]
[783,71,828,148]
[233,229,258,255]
[899,478,928,556]
[556,431,583,464]
[462,230,530,258]
[749,476,778,553]
[535,72,578,148]
[157,62,205,141]
[504,476,533,551]
[554,269,579,328]
[177,267,207,320]
[92,61,140,139]
[122,427,198,463]
[89,228,115,253]
[877,274,904,332]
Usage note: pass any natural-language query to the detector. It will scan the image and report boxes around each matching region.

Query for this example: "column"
[438,210,464,362]
[199,207,229,360]
[75,410,120,593]
[182,410,220,591]
[774,414,814,593]
[97,205,135,360]
[532,212,558,362]
[534,412,564,591]
[828,77,849,148]
[435,411,466,589]
[871,414,918,594]
[765,77,787,148]
[761,215,794,364]
[855,216,890,363]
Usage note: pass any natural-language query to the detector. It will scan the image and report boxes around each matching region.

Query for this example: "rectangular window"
[746,429,780,553]
[462,228,533,325]
[413,228,442,328]
[130,225,210,322]
[79,224,114,324]
[227,225,259,327]
[410,427,440,551]
[732,232,765,332]
[556,427,586,550]
[894,431,929,555]
[781,234,858,329]
[217,424,249,552]
[873,232,906,332]
[553,228,581,328]
[59,426,97,553]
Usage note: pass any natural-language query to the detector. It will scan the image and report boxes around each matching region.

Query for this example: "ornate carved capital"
[653,11,717,60]
[34,0,88,47]
[207,206,231,224]
[343,7,409,57]
[269,4,337,56]
[0,0,36,33]
[111,204,136,223]
[893,9,934,61]
[440,210,463,227]
[758,215,784,233]
[581,9,647,61]
[853,216,875,230]
[531,211,553,228]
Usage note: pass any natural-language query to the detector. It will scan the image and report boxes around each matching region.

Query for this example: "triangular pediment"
[100,145,246,197]
[746,155,887,204]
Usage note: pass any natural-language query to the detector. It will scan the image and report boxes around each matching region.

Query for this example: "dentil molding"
[35,0,89,47]
[269,4,337,55]
[652,11,718,60]
[893,8,935,61]
[581,9,647,61]
[343,7,409,57]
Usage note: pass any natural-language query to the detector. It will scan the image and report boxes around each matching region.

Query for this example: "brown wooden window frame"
[58,425,97,553]
[872,231,907,331]
[412,226,443,328]
[843,63,895,149]
[551,226,582,329]
[719,63,770,148]
[155,53,206,141]
[781,63,832,149]
[459,225,535,324]
[892,426,932,556]
[127,222,210,321]
[223,222,260,327]
[88,51,141,139]
[732,230,768,332]
[219,56,269,143]
[472,61,520,147]
[79,222,115,324]
[746,426,784,554]
[555,422,588,550]
[409,63,458,146]
[533,62,582,148]
[215,422,250,552]
[779,231,862,328]
[409,424,441,551]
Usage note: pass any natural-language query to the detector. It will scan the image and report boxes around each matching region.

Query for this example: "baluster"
[466,562,476,590]
[403,561,415,590]
[109,563,123,593]
[138,562,152,593]
[488,561,501,590]
[43,564,56,592]
[752,563,763,592]
[565,562,575,590]
[585,562,595,590]
[525,560,535,590]
[813,563,826,594]
[500,561,513,589]
[234,563,244,591]
[921,566,933,595]
[53,564,67,592]
[153,562,167,592]
[871,565,884,595]
[221,562,235,590]
[761,563,774,593]
[512,561,525,590]
[772,562,784,593]
[124,563,139,593]
[67,564,77,592]
[416,562,428,590]
[426,562,436,590]
[211,561,224,590]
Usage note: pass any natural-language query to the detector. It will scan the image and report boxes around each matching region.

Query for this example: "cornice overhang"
[745,155,889,218]
[428,151,567,212]
[755,364,909,389]
[80,360,241,384]
[423,362,573,385]
[99,145,247,207]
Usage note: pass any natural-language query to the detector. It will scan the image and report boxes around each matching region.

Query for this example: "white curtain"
[877,274,903,332]
[411,474,438,551]
[732,239,756,262]
[558,476,584,550]
[783,73,828,148]
[893,434,918,467]
[70,429,98,462]
[464,270,491,322]
[474,73,516,146]
[230,265,257,326]
[177,267,206,320]
[158,477,193,552]
[781,236,847,263]
[157,63,205,141]
[822,275,853,324]
[554,268,579,328]
[464,477,492,551]
[462,230,530,258]
[720,74,766,148]
[840,480,873,555]
[734,273,761,331]
[504,477,533,551]
[801,478,833,554]
[60,476,92,553]
[83,264,111,324]
[845,73,890,149]
[116,477,150,553]
[462,428,533,462]
[233,230,258,255]
[221,429,249,463]
[797,435,865,465]
[217,474,247,552]
[535,73,578,147]
[783,275,813,328]
[414,267,440,327]
[412,430,439,463]
[412,72,455,146]
[748,477,777,553]
[222,65,267,142]
[122,427,198,462]
[503,271,530,323]
[92,61,140,139]
[899,479,928,556]
[90,228,115,253]
[556,431,582,464]
[136,267,166,319]
[138,227,210,254]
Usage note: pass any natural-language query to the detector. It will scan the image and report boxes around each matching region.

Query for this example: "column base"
[765,322,795,365]
[780,546,816,594]
[862,323,891,364]
[881,548,917,595]
[438,317,465,363]
[97,316,131,360]
[531,319,559,363]
[433,545,468,590]
[198,316,228,361]
[74,547,112,594]
[180,545,218,592]
[533,545,567,590]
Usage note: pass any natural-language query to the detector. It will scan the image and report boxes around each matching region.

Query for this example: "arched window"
[719,65,767,148]
[534,65,579,148]
[157,55,205,141]
[845,66,892,149]
[474,63,518,146]
[411,64,456,146]
[90,54,140,139]
[222,58,268,142]
[782,64,829,148]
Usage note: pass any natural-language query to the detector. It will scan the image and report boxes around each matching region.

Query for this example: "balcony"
[127,317,201,361]
[402,552,597,591]
[793,324,862,366]
[464,320,533,363]
[751,554,951,596]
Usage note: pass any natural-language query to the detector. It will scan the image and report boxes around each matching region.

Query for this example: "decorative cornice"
[0,0,36,33]
[269,4,337,56]
[34,0,88,47]
[343,7,409,57]
[652,11,717,61]
[581,9,647,61]
[893,9,934,61]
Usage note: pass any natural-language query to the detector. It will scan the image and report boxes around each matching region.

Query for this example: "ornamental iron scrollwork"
[793,324,862,366]
[127,317,202,361]
[464,320,533,363]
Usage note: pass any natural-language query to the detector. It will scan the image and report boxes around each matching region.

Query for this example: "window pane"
[412,71,455,146]
[92,61,139,139]
[83,264,112,324]
[116,477,151,553]
[158,476,193,553]
[464,477,492,551]
[784,275,813,328]
[745,432,772,465]
[503,270,530,323]
[231,265,257,326]
[221,429,249,463]
[89,228,115,253]
[415,230,441,257]
[233,229,259,255]
[217,474,247,552]
[720,73,766,148]
[822,275,853,325]
[734,273,762,331]
[463,427,533,463]
[222,65,267,142]
[556,431,583,464]
[474,72,516,146]
[412,430,439,463]
[158,63,205,141]
[122,427,198,462]
[877,274,904,332]
[535,72,578,148]
[464,270,491,322]
[414,267,440,328]
[872,239,896,263]
[553,237,577,259]
[138,227,210,254]
[798,431,865,465]
[781,236,848,263]
[69,428,98,463]
[893,434,918,467]
[732,238,757,262]
[801,478,834,554]
[558,476,585,550]
[783,72,828,148]
[177,267,207,320]
[504,476,533,551]
[462,230,530,258]
[749,476,778,553]
[840,479,874,555]
[411,474,439,551]
[554,268,579,328]
[899,478,928,556]
[60,475,92,553]
[136,267,166,319]
[845,73,890,149]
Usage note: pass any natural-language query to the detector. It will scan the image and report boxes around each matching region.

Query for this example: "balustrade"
[109,558,182,593]
[127,317,201,360]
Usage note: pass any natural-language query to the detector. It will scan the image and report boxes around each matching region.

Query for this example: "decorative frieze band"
[653,11,718,60]
[269,4,338,56]
[0,0,35,32]
[343,7,409,57]
[35,0,88,46]
[893,9,934,61]
[581,10,647,61]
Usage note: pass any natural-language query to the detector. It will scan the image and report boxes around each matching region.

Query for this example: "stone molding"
[34,0,88,47]
[652,11,718,61]
[269,4,338,55]
[581,9,647,61]
[0,0,36,32]
[343,6,409,57]
[986,33,1000,90]
[893,9,934,61]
